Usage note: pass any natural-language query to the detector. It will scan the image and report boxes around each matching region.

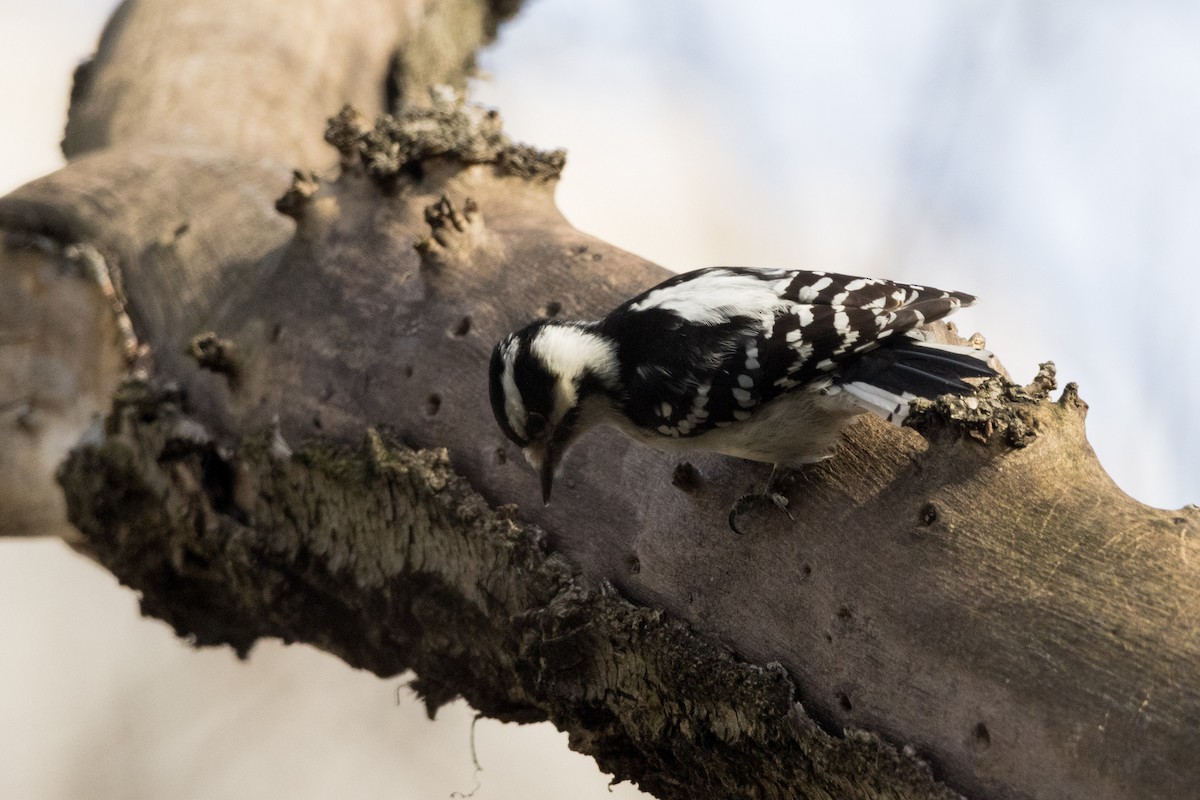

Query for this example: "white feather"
[838,382,918,424]
[629,269,791,327]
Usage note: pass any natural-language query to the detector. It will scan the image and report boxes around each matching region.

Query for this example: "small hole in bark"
[671,461,702,492]
[802,563,812,577]
[541,301,562,318]
[404,365,413,379]
[973,722,991,749]
[182,548,209,571]
[15,407,40,435]
[626,554,641,575]
[921,502,938,525]
[269,323,282,343]
[825,634,833,644]
[838,693,853,712]
[312,414,322,430]
[450,316,472,337]
[425,394,441,416]
[494,447,507,465]
[198,448,246,523]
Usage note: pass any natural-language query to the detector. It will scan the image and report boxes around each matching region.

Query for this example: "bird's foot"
[727,468,795,534]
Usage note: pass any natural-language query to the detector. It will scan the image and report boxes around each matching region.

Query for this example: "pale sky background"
[3,1,1199,799]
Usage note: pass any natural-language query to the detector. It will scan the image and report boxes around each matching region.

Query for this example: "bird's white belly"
[617,388,866,466]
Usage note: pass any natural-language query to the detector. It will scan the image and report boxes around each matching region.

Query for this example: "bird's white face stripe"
[500,338,526,439]
[528,325,619,423]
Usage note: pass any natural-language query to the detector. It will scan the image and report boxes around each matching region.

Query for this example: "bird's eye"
[525,412,548,438]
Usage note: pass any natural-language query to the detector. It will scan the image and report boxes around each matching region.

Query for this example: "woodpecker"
[489,267,995,527]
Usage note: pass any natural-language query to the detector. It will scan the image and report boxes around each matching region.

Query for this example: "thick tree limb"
[3,1,1198,799]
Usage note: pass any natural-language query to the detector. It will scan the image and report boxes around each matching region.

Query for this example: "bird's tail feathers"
[838,381,918,424]
[835,337,997,425]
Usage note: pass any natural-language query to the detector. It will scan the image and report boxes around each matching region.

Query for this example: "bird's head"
[488,320,619,504]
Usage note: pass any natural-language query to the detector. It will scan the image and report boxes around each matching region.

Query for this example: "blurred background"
[2,0,1197,798]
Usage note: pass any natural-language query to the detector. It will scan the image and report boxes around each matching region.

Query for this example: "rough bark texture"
[3,1,1198,799]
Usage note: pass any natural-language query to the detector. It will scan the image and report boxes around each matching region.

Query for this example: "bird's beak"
[523,442,561,506]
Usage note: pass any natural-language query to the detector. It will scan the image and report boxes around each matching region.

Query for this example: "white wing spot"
[737,374,754,389]
[833,329,860,354]
[732,387,752,403]
[790,343,814,362]
[745,357,760,370]
[659,401,672,418]
[733,410,752,421]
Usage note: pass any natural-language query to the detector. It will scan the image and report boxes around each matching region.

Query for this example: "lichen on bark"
[60,380,961,800]
[324,94,566,185]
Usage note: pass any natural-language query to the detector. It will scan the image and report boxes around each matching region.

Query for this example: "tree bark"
[3,1,1198,799]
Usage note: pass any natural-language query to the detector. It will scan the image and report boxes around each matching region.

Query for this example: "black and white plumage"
[489,267,996,505]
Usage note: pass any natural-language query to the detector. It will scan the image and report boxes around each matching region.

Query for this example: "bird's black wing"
[598,267,978,437]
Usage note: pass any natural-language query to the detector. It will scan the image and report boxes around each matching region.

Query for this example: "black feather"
[591,267,987,436]
[835,337,995,399]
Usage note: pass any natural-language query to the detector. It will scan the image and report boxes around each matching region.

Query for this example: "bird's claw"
[727,494,754,535]
[727,489,794,535]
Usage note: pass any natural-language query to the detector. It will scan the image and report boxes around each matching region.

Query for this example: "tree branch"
[3,1,1198,798]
